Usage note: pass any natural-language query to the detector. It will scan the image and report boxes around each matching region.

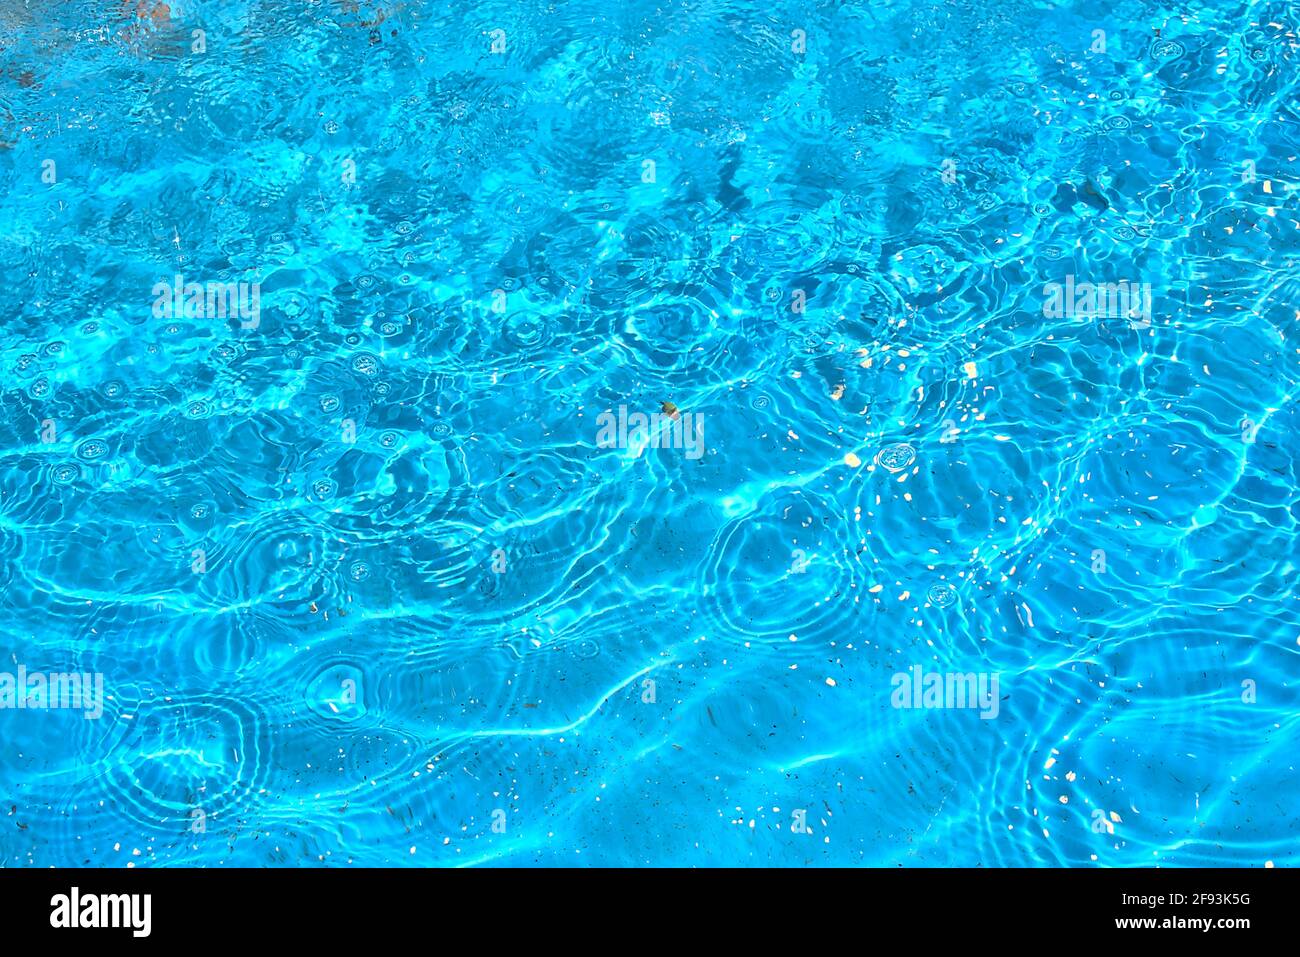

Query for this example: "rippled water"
[1,0,1297,867]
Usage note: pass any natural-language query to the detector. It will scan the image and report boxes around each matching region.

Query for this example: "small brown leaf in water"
[661,401,680,420]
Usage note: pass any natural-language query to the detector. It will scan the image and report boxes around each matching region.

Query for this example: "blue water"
[1,0,1297,868]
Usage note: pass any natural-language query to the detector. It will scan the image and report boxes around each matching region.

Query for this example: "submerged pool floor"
[0,0,1297,866]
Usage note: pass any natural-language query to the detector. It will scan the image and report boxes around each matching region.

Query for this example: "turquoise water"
[1,0,1297,867]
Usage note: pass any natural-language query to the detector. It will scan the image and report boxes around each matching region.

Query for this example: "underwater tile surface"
[0,0,1298,867]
